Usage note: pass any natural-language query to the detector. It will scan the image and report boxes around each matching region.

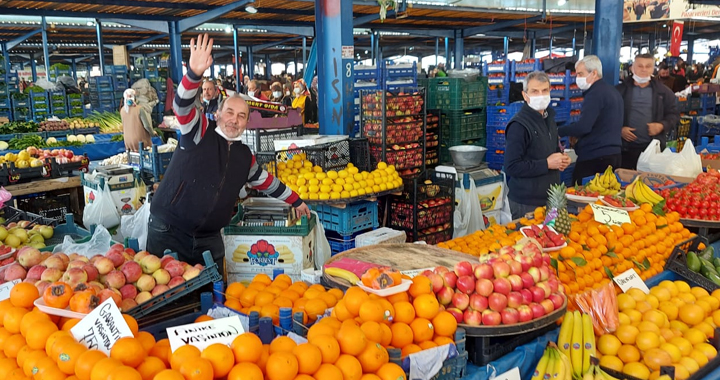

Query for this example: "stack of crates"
[109,66,130,107]
[150,77,167,124]
[0,71,16,121]
[547,70,577,124]
[311,201,379,256]
[48,66,72,81]
[29,90,49,122]
[692,94,716,116]
[88,76,116,112]
[67,94,85,117]
[384,62,417,91]
[486,102,524,170]
[353,64,382,136]
[48,89,67,119]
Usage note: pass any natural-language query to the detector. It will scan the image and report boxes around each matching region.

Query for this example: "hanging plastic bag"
[453,176,485,238]
[0,187,12,208]
[83,182,121,229]
[120,200,151,251]
[131,177,148,211]
[638,139,702,177]
[53,225,112,258]
[312,211,331,270]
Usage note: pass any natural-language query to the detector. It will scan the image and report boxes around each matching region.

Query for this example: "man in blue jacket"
[558,56,624,184]
[504,71,571,219]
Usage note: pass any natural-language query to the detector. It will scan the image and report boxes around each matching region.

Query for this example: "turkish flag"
[670,21,684,57]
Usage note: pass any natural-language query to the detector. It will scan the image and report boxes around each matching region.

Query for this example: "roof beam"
[234,25,314,37]
[0,8,176,21]
[463,15,543,36]
[217,18,315,27]
[252,37,303,52]
[177,0,254,32]
[18,0,212,10]
[127,34,168,50]
[6,29,42,50]
[103,19,169,33]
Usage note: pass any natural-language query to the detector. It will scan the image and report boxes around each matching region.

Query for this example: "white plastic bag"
[637,139,702,177]
[83,183,121,229]
[311,211,331,269]
[53,225,112,258]
[120,200,150,251]
[453,177,485,239]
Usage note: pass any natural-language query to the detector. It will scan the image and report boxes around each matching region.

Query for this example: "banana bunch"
[324,267,360,285]
[531,343,572,380]
[583,364,622,380]
[625,177,664,206]
[585,166,621,196]
[557,311,596,379]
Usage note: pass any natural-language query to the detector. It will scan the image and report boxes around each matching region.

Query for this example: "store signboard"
[624,0,720,23]
[71,299,134,355]
[0,280,20,301]
[167,316,245,352]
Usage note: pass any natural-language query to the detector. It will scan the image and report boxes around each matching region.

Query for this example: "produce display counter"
[3,134,163,161]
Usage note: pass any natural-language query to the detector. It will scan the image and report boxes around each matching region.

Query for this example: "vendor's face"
[576,63,597,85]
[633,58,655,78]
[202,82,217,101]
[522,78,550,103]
[218,97,249,139]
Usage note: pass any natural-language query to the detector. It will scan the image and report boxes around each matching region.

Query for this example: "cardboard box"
[81,170,144,216]
[702,159,720,170]
[473,174,505,212]
[224,229,316,283]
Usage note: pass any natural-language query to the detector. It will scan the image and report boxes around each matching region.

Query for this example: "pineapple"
[547,183,571,235]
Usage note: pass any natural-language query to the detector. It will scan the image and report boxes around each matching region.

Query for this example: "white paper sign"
[0,279,21,301]
[613,269,650,294]
[492,367,521,380]
[400,267,435,278]
[590,203,632,226]
[70,299,134,354]
[167,316,245,353]
[206,305,250,333]
[341,46,354,59]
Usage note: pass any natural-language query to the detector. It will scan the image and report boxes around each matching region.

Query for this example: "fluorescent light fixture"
[86,21,94,26]
[558,0,567,5]
[225,25,232,33]
[245,5,258,14]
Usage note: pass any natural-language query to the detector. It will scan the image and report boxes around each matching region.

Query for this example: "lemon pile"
[272,153,403,201]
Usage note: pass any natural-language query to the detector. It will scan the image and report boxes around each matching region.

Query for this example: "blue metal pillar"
[265,55,271,80]
[503,37,509,58]
[370,33,375,64]
[593,0,622,84]
[233,28,241,92]
[30,54,37,82]
[435,38,439,66]
[444,38,450,66]
[210,62,215,78]
[41,17,50,78]
[687,37,695,63]
[572,36,576,56]
[549,37,553,57]
[247,48,254,78]
[71,59,77,81]
[302,37,307,73]
[315,0,354,135]
[529,32,536,59]
[374,31,380,65]
[648,34,656,54]
[168,21,183,84]
[95,19,105,75]
[454,30,463,69]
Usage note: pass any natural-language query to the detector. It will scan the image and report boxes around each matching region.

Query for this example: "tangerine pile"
[437,224,524,257]
[553,205,691,297]
[223,274,343,326]
[595,282,720,380]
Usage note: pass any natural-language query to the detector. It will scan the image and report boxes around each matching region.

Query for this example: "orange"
[28,355,56,378]
[679,304,705,326]
[57,342,87,375]
[201,344,234,378]
[327,289,344,301]
[642,348,672,371]
[390,323,413,348]
[409,277,433,298]
[62,319,81,332]
[21,349,46,376]
[231,333,263,363]
[35,365,65,380]
[292,344,322,375]
[254,292,275,307]
[344,288,370,317]
[304,299,329,321]
[169,345,201,371]
[149,341,171,368]
[178,358,214,380]
[433,336,454,347]
[617,345,640,364]
[226,363,263,380]
[419,341,437,350]
[4,307,29,334]
[26,321,58,350]
[413,295,439,320]
[0,358,18,378]
[597,335,622,356]
[357,342,388,373]
[20,311,50,337]
[265,352,298,380]
[615,325,639,345]
[376,363,407,380]
[379,324,392,347]
[3,334,25,359]
[431,312,457,337]
[239,289,259,308]
[401,344,422,357]
[360,322,384,343]
[360,375,382,380]
[9,283,38,309]
[270,337,298,354]
[333,301,353,322]
[252,274,272,286]
[74,350,106,380]
[337,323,367,356]
[152,369,185,380]
[410,318,434,344]
[311,363,342,380]
[110,337,145,368]
[308,335,340,364]
[256,345,270,374]
[386,292,409,304]
[392,302,415,324]
[122,315,139,337]
[334,355,362,380]
[137,332,156,353]
[599,356,624,373]
[358,301,387,323]
[226,283,246,300]
[194,315,214,323]
[108,366,142,380]
[622,362,650,380]
[90,358,123,380]
[307,324,337,342]
[136,357,166,380]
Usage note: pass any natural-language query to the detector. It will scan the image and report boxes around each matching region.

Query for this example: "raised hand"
[189,33,214,77]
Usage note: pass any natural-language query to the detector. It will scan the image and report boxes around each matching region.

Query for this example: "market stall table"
[5,176,83,217]
[4,133,163,161]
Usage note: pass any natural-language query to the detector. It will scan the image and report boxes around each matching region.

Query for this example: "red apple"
[520,272,536,289]
[442,271,457,288]
[452,292,470,311]
[488,293,508,312]
[539,265,550,281]
[540,299,555,314]
[475,278,494,297]
[498,246,516,256]
[549,293,565,310]
[437,287,454,306]
[520,289,534,305]
[491,261,510,278]
[492,278,511,296]
[120,261,142,283]
[469,294,488,312]
[106,252,125,268]
[481,309,502,326]
[83,265,99,282]
[474,263,494,280]
[501,308,519,325]
[454,261,473,278]
[456,275,476,295]
[507,274,523,291]
[427,273,444,294]
[530,302,546,319]
[547,278,560,293]
[508,260,522,275]
[463,309,482,326]
[530,286,546,303]
[119,284,138,300]
[537,282,552,298]
[446,308,464,323]
[517,305,534,322]
[507,291,524,309]
[434,266,450,275]
[527,267,541,283]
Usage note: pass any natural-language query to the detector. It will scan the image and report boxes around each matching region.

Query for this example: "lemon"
[297,178,307,186]
[299,193,309,199]
[288,175,298,183]
[292,161,302,169]
[347,163,355,168]
[304,173,316,180]
[335,178,346,186]
[386,165,396,173]
[379,183,388,191]
[322,178,334,186]
[299,186,309,194]
[320,185,332,193]
[299,168,310,175]
[330,192,341,199]
[343,184,354,192]
[350,190,359,197]
[309,193,319,200]
[277,162,287,170]
[332,184,343,193]
[345,176,355,184]
[313,166,323,173]
[366,179,375,187]
[327,171,338,179]
[309,185,320,193]
[304,161,313,168]
[309,179,320,186]
[348,167,359,175]
[357,188,366,196]
[377,162,388,170]
[292,154,303,161]
[373,185,381,193]
[365,187,374,195]
[352,182,361,190]
[338,170,349,179]
[361,172,369,179]
[319,193,330,200]
[359,181,367,188]
[315,172,326,180]
[340,191,351,198]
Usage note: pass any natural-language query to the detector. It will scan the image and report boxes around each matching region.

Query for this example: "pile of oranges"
[437,224,525,257]
[595,282,719,380]
[222,274,343,326]
[555,204,692,297]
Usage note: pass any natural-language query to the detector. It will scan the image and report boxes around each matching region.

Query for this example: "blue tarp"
[5,133,163,161]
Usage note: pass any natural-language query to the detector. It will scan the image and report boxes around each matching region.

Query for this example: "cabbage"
[46,137,57,144]
[76,135,86,143]
[86,135,95,143]
[0,141,8,151]
[67,135,77,142]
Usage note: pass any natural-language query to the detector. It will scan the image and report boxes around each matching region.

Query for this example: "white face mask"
[294,88,302,94]
[526,95,551,111]
[633,73,651,84]
[215,126,244,142]
[247,91,255,97]
[285,91,291,96]
[272,91,282,98]
[576,76,591,90]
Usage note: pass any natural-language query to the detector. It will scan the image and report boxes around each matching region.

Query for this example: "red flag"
[670,21,684,57]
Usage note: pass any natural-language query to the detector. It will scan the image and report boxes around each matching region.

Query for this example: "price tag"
[400,268,435,278]
[167,316,245,353]
[70,298,134,355]
[0,279,21,301]
[493,367,521,380]
[613,269,650,294]
[590,203,632,226]
[341,46,354,59]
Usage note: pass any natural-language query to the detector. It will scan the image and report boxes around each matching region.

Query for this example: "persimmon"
[43,282,73,310]
[69,291,99,314]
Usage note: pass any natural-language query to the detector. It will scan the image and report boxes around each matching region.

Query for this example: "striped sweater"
[173,69,302,208]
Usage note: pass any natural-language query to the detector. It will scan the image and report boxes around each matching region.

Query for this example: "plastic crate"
[276,138,371,173]
[487,103,524,126]
[0,205,60,227]
[39,214,91,250]
[241,126,302,153]
[561,163,575,186]
[389,170,455,241]
[16,193,71,223]
[311,200,379,235]
[664,236,719,291]
[224,208,316,236]
[569,100,583,110]
[486,130,506,150]
[136,141,173,179]
[514,59,541,73]
[552,100,570,124]
[406,228,453,245]
[466,323,556,365]
[326,229,367,256]
[486,85,509,105]
[486,149,505,170]
[433,77,487,110]
[441,109,486,141]
[354,64,381,80]
[485,61,511,73]
[355,227,407,247]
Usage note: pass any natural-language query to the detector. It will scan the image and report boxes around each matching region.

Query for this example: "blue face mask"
[126,99,134,106]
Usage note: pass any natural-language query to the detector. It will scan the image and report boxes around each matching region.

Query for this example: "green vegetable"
[688,251,701,273]
[707,271,720,286]
[7,135,45,150]
[110,134,124,142]
[11,92,28,101]
[0,121,39,135]
[24,86,46,94]
[50,63,71,71]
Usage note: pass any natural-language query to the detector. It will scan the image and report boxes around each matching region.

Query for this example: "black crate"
[466,323,556,366]
[664,235,719,291]
[241,126,302,153]
[16,193,72,223]
[275,138,371,173]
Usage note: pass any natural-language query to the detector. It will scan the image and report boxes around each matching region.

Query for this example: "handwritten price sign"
[70,299,133,355]
[167,316,245,353]
[590,203,632,226]
[613,268,650,294]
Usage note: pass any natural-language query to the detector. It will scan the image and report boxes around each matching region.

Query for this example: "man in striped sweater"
[147,34,310,267]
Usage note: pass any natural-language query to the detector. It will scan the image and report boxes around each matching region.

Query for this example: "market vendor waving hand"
[147,34,311,268]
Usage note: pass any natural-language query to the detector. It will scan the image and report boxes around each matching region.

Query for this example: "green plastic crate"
[441,109,486,141]
[434,77,487,110]
[224,206,316,236]
[439,138,486,164]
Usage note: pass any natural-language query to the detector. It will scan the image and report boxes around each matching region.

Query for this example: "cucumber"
[707,271,720,286]
[688,252,702,273]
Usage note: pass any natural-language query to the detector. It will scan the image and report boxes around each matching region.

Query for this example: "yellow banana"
[640,182,664,203]
[324,267,360,285]
[582,313,596,376]
[545,349,558,380]
[598,367,621,380]
[557,311,574,358]
[588,365,600,380]
[555,348,570,380]
[531,348,551,380]
[571,310,583,378]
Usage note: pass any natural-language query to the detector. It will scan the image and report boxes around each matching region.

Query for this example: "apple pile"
[25,146,85,164]
[370,144,423,175]
[363,117,424,145]
[390,197,453,230]
[407,222,452,245]
[419,242,566,326]
[0,220,54,249]
[520,225,566,249]
[0,244,204,312]
[362,91,424,118]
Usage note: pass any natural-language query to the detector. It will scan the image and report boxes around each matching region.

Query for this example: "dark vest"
[151,128,252,235]
[203,98,219,130]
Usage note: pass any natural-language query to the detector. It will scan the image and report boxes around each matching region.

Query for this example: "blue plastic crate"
[355,64,381,80]
[514,60,541,73]
[326,229,369,256]
[0,99,8,108]
[548,70,576,86]
[486,131,506,150]
[570,100,583,110]
[561,163,575,186]
[552,100,570,123]
[109,65,128,74]
[486,150,504,170]
[12,99,28,108]
[145,70,159,79]
[384,61,416,78]
[486,86,510,105]
[487,103,524,126]
[570,88,583,98]
[485,61,511,73]
[90,75,113,85]
[311,200,378,235]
